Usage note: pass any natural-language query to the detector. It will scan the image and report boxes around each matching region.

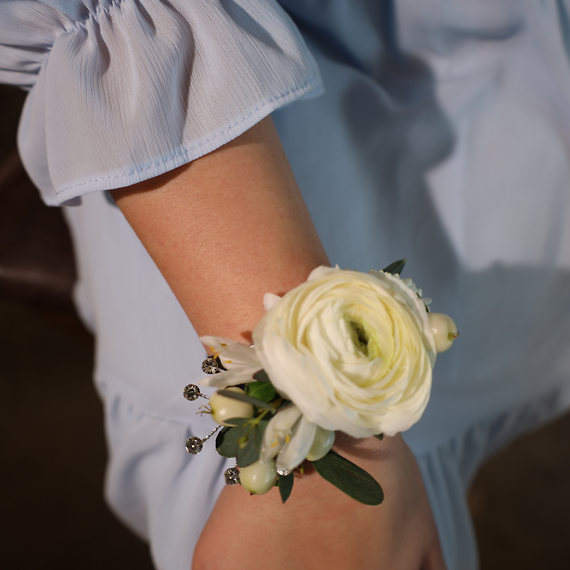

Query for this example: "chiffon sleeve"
[0,0,322,205]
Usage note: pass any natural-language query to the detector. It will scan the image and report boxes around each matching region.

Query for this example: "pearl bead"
[210,388,254,426]
[428,312,459,353]
[239,459,277,495]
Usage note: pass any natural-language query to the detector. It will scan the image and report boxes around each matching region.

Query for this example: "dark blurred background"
[2,84,570,569]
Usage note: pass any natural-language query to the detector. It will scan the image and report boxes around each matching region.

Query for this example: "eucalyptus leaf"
[374,433,384,440]
[253,369,271,383]
[234,417,270,468]
[382,259,407,276]
[312,450,384,505]
[216,426,242,458]
[278,472,294,504]
[246,381,277,403]
[236,426,259,467]
[217,388,273,410]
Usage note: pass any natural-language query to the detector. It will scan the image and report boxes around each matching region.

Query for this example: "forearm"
[111,116,329,343]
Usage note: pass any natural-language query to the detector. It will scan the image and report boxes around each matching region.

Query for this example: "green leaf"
[374,433,384,440]
[236,428,259,467]
[312,450,384,505]
[246,381,277,403]
[216,426,241,458]
[253,369,271,383]
[278,472,294,504]
[382,259,407,276]
[235,418,269,468]
[217,388,273,410]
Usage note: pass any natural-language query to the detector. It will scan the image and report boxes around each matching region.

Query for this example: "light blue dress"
[2,1,570,568]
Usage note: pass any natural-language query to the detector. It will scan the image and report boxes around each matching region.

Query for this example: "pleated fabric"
[0,0,321,204]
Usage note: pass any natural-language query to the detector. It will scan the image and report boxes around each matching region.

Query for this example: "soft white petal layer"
[198,367,259,388]
[263,293,282,312]
[199,336,261,369]
[260,405,303,463]
[276,416,318,472]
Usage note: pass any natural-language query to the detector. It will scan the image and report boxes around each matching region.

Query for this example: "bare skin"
[112,117,446,570]
[112,117,326,344]
[197,433,445,570]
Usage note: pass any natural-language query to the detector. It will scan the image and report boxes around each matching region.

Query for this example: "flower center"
[348,318,381,359]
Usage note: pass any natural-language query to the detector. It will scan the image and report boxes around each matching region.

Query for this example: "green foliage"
[382,259,407,276]
[374,433,384,440]
[246,381,278,403]
[216,418,269,467]
[215,426,242,458]
[278,472,294,503]
[235,431,259,467]
[217,388,273,410]
[312,450,384,505]
[236,418,268,467]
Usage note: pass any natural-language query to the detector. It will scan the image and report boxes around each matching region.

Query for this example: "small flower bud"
[428,312,459,353]
[305,426,335,461]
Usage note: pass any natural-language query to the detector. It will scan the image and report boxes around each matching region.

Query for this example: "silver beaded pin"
[182,383,209,401]
[185,425,221,455]
[201,356,224,375]
[224,466,240,486]
[184,357,239,485]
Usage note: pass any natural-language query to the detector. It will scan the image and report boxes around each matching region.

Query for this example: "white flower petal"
[260,405,303,463]
[199,367,259,388]
[263,293,282,312]
[276,416,318,473]
[199,336,261,369]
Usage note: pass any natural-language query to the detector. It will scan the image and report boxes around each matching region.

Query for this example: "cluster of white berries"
[209,388,336,495]
[208,389,275,494]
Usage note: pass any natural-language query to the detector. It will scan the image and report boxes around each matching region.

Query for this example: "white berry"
[428,312,459,353]
[306,426,335,461]
[239,459,277,495]
[210,388,254,426]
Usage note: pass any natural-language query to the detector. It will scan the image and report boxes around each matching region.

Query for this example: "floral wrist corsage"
[183,261,458,505]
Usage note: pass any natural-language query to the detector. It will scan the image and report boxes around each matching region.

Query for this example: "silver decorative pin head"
[202,357,224,375]
[183,384,209,401]
[183,384,200,401]
[224,467,240,485]
[185,436,204,455]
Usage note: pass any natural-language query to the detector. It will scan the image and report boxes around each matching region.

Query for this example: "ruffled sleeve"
[0,0,322,205]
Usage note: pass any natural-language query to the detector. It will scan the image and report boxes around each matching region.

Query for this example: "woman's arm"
[112,117,328,344]
[112,117,445,570]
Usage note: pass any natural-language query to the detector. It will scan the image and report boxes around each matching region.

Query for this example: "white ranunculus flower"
[252,266,437,438]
